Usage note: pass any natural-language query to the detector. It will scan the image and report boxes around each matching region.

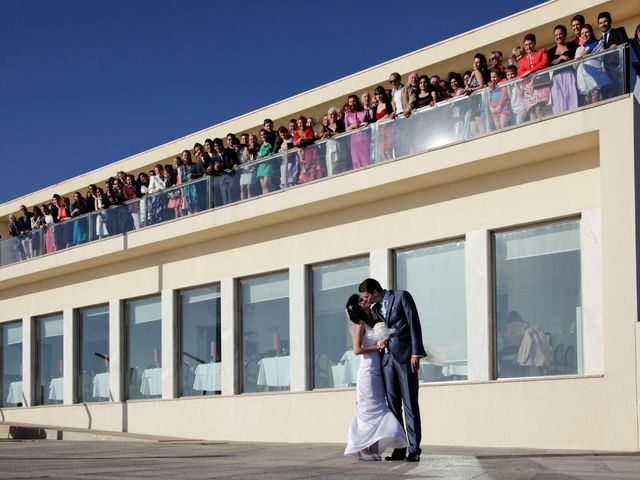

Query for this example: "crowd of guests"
[6,11,639,262]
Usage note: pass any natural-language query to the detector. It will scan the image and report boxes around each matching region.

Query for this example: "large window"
[311,257,369,389]
[1,322,23,407]
[125,296,162,400]
[240,272,289,393]
[395,240,468,382]
[36,313,64,405]
[77,305,110,403]
[179,285,221,397]
[493,220,582,378]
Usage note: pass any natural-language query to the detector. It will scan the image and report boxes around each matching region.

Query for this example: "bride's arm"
[352,323,385,355]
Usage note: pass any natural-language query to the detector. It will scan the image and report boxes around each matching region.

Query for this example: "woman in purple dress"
[547,25,578,113]
[343,94,371,170]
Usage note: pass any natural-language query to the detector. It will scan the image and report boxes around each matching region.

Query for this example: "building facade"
[1,0,640,451]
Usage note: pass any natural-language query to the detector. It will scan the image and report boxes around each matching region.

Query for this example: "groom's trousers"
[382,352,422,456]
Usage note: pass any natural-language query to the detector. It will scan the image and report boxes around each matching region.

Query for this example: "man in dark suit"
[193,142,211,176]
[598,11,628,49]
[359,277,426,462]
[598,11,629,98]
[211,138,240,206]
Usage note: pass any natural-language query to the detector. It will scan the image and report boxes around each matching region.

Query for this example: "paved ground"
[0,440,639,479]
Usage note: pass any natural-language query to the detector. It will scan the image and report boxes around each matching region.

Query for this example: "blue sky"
[0,0,546,205]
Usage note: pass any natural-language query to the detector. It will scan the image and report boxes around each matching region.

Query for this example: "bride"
[344,294,407,461]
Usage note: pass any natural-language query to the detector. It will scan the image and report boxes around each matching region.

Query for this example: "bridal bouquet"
[373,322,395,341]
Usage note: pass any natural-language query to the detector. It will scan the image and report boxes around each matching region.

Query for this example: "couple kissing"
[344,278,426,462]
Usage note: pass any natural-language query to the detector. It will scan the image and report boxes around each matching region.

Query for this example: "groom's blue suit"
[374,289,426,457]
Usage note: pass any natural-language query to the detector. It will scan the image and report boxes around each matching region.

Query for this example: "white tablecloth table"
[193,363,221,392]
[331,350,361,388]
[441,361,468,378]
[140,368,163,396]
[48,377,64,401]
[92,372,110,399]
[6,381,22,404]
[418,360,468,382]
[257,356,290,388]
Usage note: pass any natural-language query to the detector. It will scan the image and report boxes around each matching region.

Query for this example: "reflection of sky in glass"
[312,257,369,389]
[1,321,22,407]
[494,220,581,379]
[180,285,221,397]
[396,242,467,359]
[37,313,64,405]
[78,305,109,402]
[241,273,289,393]
[126,296,162,400]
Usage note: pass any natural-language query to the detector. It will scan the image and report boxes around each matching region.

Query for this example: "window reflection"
[1,322,23,407]
[125,296,162,399]
[311,258,369,389]
[77,305,110,402]
[179,285,221,397]
[396,241,468,382]
[36,313,64,405]
[240,273,289,393]
[494,220,582,378]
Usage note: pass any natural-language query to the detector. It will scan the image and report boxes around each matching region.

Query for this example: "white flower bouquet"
[373,322,395,341]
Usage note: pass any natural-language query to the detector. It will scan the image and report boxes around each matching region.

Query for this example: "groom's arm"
[401,291,426,364]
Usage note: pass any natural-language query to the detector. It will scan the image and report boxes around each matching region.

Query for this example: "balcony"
[1,46,635,270]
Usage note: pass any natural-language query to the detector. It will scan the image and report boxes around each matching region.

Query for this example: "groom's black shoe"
[384,452,406,461]
[405,453,420,462]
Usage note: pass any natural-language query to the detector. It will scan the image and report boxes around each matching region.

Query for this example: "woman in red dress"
[518,33,550,121]
[293,115,324,184]
[371,86,395,162]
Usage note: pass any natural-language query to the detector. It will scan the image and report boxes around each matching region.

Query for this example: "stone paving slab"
[0,441,639,479]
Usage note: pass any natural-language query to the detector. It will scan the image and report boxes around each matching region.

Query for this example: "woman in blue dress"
[180,150,200,214]
[70,192,88,245]
[575,24,612,104]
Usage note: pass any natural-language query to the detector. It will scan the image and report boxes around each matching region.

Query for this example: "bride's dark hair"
[346,294,374,328]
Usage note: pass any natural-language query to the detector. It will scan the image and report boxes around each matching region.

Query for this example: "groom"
[359,278,426,462]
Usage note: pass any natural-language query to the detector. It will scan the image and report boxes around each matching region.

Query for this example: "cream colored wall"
[1,0,638,221]
[0,376,618,449]
[3,98,638,450]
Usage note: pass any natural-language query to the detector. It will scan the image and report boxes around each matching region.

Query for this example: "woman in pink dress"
[343,95,372,170]
[43,203,58,253]
[372,86,395,162]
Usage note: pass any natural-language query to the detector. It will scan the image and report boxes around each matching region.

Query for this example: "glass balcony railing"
[0,46,631,269]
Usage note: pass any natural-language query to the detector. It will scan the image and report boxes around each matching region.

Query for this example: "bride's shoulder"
[362,322,374,332]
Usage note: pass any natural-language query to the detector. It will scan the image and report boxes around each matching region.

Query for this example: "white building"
[1,0,640,451]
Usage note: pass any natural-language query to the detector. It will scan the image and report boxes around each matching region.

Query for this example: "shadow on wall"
[82,403,92,430]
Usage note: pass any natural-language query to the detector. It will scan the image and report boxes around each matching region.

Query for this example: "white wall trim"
[370,249,391,290]
[289,265,309,392]
[161,289,176,399]
[221,278,237,395]
[108,300,122,403]
[21,316,33,407]
[465,230,491,381]
[580,208,603,375]
[62,308,75,405]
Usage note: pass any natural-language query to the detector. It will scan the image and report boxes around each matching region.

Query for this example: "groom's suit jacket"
[379,289,427,363]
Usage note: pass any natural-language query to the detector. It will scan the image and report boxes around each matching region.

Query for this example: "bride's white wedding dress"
[344,324,407,457]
